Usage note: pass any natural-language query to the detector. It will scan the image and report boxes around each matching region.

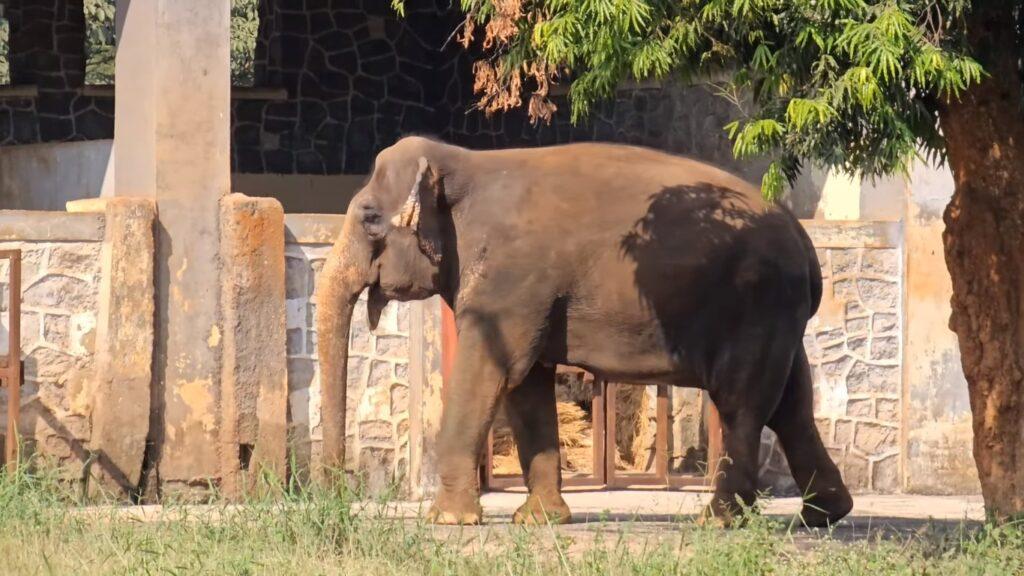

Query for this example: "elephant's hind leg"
[505,363,572,525]
[701,405,766,527]
[767,346,853,527]
[702,331,795,527]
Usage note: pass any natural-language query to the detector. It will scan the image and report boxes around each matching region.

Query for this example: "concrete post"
[901,163,979,494]
[114,0,156,198]
[68,198,155,499]
[220,194,289,497]
[113,0,232,498]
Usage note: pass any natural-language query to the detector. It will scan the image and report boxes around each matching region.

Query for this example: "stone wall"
[1,0,114,146]
[1,0,820,218]
[284,218,418,493]
[276,217,943,498]
[0,209,974,498]
[231,0,772,180]
[759,222,904,495]
[0,210,106,478]
[232,0,461,175]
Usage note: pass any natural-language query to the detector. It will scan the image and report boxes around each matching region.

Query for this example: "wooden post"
[655,385,670,482]
[1,250,21,471]
[591,379,607,486]
[704,395,723,484]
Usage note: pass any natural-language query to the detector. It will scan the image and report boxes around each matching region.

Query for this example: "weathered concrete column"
[114,0,232,498]
[114,0,156,198]
[68,197,155,499]
[220,194,288,496]
[901,163,979,494]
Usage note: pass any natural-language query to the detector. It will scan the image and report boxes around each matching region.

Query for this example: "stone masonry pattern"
[1,0,114,146]
[230,0,773,192]
[758,246,903,495]
[232,0,463,175]
[285,241,413,493]
[4,0,769,200]
[0,241,101,475]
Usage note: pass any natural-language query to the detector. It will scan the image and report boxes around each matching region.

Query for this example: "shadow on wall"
[1,354,131,495]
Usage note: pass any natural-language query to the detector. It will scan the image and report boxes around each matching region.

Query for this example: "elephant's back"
[467,142,817,379]
[491,142,767,210]
[471,142,810,288]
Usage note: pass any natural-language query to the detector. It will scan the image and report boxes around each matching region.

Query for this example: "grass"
[0,463,1020,575]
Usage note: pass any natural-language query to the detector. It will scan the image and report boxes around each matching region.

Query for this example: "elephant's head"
[314,137,455,472]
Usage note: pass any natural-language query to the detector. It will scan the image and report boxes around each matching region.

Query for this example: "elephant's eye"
[359,204,387,239]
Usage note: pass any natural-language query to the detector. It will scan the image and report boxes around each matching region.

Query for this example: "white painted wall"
[0,139,362,213]
[0,140,115,210]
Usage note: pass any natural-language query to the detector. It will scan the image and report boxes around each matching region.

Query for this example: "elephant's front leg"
[427,317,530,525]
[505,363,572,525]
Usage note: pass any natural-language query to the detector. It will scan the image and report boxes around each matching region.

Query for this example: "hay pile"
[491,401,592,475]
[489,370,660,477]
[613,384,655,472]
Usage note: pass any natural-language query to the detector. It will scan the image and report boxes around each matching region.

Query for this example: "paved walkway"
[361,492,987,548]
[478,490,985,523]
[78,491,985,545]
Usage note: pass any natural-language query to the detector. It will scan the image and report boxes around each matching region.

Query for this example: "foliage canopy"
[457,0,986,199]
[81,0,259,87]
[0,17,9,86]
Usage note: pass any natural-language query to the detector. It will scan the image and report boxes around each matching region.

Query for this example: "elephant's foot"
[798,487,853,528]
[697,503,733,528]
[426,494,483,525]
[697,494,756,529]
[512,493,572,525]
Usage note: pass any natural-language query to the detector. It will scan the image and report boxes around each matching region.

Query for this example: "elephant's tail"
[797,222,823,317]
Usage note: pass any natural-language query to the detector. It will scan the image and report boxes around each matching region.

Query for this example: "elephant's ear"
[391,156,444,265]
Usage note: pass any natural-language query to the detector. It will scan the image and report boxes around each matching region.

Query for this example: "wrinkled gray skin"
[316,136,853,527]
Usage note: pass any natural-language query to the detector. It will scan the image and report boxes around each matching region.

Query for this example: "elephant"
[315,135,853,527]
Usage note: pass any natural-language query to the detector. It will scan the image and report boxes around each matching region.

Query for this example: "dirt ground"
[62,490,999,573]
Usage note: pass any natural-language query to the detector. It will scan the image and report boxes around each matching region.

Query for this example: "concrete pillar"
[114,0,231,498]
[901,162,979,494]
[67,197,155,499]
[220,194,288,496]
[114,0,156,198]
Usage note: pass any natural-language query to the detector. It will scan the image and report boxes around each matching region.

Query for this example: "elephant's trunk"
[315,215,374,479]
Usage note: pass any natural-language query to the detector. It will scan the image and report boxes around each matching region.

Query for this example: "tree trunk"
[936,1,1024,521]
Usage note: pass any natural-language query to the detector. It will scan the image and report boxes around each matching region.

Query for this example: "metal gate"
[439,304,722,492]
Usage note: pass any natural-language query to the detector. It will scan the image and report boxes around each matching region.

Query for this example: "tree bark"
[936,1,1024,521]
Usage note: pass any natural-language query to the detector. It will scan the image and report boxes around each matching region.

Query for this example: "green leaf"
[430,0,985,186]
[761,161,786,202]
